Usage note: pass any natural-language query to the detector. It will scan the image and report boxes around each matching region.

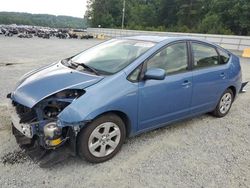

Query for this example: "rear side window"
[192,43,219,69]
[218,49,230,64]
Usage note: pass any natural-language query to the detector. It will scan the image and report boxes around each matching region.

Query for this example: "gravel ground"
[0,36,249,188]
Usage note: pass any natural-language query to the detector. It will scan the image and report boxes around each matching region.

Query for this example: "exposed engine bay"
[9,89,85,167]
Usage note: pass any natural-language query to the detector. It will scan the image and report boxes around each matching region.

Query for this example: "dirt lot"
[0,36,249,188]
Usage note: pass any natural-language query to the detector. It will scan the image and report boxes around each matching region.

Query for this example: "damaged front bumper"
[11,121,80,168]
[8,99,83,167]
[11,123,78,168]
[11,112,33,138]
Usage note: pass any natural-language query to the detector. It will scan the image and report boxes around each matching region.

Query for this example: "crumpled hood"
[11,62,103,108]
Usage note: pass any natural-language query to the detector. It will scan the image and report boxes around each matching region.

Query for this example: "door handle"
[220,72,226,79]
[182,80,192,88]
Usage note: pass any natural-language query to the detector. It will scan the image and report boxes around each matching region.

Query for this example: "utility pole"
[122,0,126,29]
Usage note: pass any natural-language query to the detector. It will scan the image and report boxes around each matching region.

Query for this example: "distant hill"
[0,12,86,28]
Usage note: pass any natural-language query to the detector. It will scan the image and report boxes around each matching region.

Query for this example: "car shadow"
[47,113,214,170]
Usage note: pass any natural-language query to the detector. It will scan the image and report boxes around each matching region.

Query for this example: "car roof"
[123,35,212,44]
[124,35,170,43]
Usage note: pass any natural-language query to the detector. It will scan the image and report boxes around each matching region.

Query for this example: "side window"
[192,43,219,69]
[147,42,188,75]
[218,48,230,64]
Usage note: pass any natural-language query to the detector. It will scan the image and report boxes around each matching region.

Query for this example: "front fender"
[58,73,139,135]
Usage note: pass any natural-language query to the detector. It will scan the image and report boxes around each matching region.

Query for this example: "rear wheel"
[77,113,126,163]
[212,88,234,118]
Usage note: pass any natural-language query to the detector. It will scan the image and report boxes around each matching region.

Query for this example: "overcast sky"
[0,0,87,18]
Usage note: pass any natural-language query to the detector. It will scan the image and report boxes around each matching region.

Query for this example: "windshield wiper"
[65,59,100,76]
[76,62,100,76]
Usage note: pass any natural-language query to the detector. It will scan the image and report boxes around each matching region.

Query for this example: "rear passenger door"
[190,42,230,114]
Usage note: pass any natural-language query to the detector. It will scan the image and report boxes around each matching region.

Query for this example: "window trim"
[217,47,231,65]
[140,41,191,80]
[189,41,222,70]
[127,64,143,83]
[127,40,231,83]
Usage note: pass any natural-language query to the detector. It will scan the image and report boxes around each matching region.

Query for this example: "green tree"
[85,0,250,35]
[211,0,250,35]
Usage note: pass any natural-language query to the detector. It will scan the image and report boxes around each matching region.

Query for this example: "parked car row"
[0,24,94,39]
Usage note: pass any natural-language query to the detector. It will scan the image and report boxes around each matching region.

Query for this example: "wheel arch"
[86,110,132,138]
[228,85,236,100]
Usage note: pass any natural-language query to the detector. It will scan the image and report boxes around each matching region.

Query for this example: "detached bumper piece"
[240,82,248,93]
[12,125,77,168]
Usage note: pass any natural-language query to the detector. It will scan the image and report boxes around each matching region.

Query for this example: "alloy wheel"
[219,92,232,114]
[88,122,121,158]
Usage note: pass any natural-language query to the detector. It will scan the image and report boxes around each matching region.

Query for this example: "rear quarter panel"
[228,54,242,96]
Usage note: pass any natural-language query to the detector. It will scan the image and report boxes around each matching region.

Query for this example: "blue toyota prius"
[9,36,243,166]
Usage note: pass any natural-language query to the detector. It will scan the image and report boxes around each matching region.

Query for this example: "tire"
[212,88,234,118]
[77,113,126,163]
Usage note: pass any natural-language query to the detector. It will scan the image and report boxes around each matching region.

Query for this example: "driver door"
[138,42,193,131]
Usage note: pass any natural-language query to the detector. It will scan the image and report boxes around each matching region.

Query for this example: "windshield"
[71,39,156,75]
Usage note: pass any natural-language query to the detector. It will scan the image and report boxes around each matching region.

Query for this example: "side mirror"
[144,68,166,80]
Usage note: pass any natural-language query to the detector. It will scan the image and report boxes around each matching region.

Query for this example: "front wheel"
[212,88,234,118]
[77,114,126,163]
